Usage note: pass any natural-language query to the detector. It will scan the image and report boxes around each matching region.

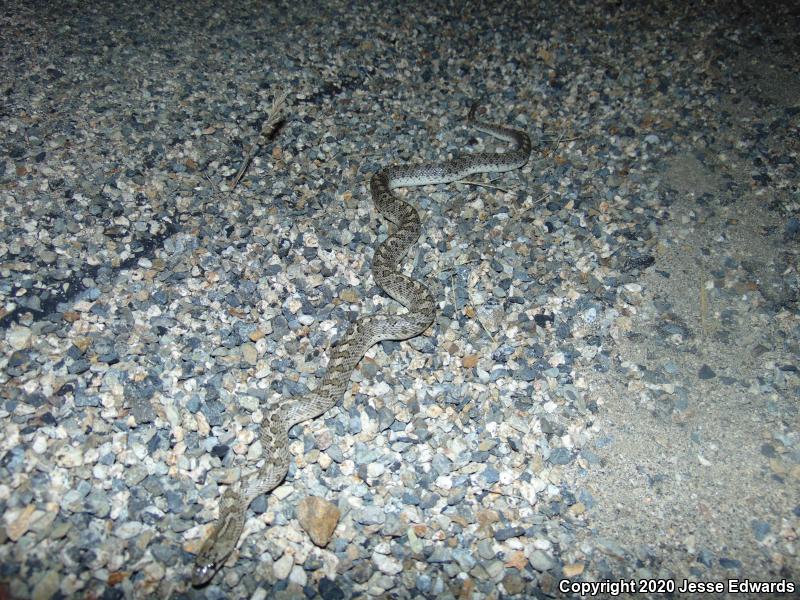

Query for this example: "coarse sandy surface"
[0,1,797,599]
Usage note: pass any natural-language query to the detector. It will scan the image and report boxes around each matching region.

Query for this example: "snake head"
[192,528,233,586]
[192,490,245,586]
[191,556,218,587]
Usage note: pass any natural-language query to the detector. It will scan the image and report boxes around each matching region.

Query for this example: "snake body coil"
[192,104,531,585]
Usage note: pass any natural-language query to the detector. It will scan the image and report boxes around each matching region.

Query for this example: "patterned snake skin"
[192,103,531,585]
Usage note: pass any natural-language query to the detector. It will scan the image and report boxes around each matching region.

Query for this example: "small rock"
[494,526,525,541]
[698,364,716,379]
[349,560,372,583]
[6,505,36,541]
[751,520,770,541]
[719,557,741,569]
[374,553,403,575]
[315,429,333,450]
[327,445,344,463]
[477,539,495,560]
[416,573,432,592]
[452,548,476,570]
[241,343,258,365]
[462,354,479,368]
[289,564,307,586]
[381,513,405,537]
[32,570,60,600]
[594,537,626,560]
[481,466,500,484]
[354,505,385,525]
[367,463,385,478]
[529,549,554,571]
[567,501,586,517]
[485,559,504,579]
[144,562,165,582]
[548,447,572,465]
[432,453,452,475]
[115,521,144,539]
[297,496,340,547]
[562,563,584,577]
[427,546,451,563]
[339,287,360,303]
[86,491,111,518]
[697,549,714,567]
[407,528,424,554]
[7,325,32,350]
[504,550,527,570]
[502,571,525,595]
[319,577,345,600]
[272,553,293,580]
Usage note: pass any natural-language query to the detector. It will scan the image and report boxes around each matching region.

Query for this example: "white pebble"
[289,564,307,586]
[7,325,32,350]
[367,463,385,478]
[143,561,164,581]
[318,453,332,469]
[435,475,452,490]
[57,446,84,468]
[247,440,263,461]
[373,553,403,575]
[250,589,268,600]
[115,521,143,539]
[272,553,293,580]
[273,484,294,500]
[286,297,302,314]
[532,537,552,551]
[32,435,48,454]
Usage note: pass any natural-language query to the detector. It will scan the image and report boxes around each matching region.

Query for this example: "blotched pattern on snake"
[192,104,531,585]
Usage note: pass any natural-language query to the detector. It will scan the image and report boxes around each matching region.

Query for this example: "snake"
[191,103,531,586]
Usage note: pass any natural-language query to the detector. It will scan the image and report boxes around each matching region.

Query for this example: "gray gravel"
[1,0,798,598]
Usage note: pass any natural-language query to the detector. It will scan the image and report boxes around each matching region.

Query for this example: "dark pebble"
[549,447,573,465]
[211,444,229,459]
[760,443,776,458]
[481,466,500,483]
[696,549,714,567]
[319,577,344,600]
[419,493,439,509]
[73,390,100,407]
[751,520,770,541]
[494,526,526,541]
[719,557,741,569]
[68,359,90,374]
[402,491,420,506]
[698,364,716,379]
[447,489,466,506]
[250,495,267,514]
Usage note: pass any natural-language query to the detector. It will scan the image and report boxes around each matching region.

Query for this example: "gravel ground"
[1,1,798,598]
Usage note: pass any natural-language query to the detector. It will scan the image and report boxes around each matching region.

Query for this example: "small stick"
[439,259,481,274]
[540,135,582,143]
[478,486,528,503]
[459,179,512,194]
[230,91,288,190]
[451,272,458,312]
[541,126,568,159]
[476,316,496,344]
[532,191,549,205]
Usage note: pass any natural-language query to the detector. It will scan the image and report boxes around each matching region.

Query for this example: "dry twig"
[230,90,288,189]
